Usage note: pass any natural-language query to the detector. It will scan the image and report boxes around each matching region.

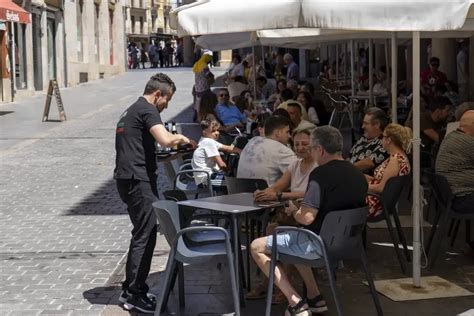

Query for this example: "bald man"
[436,110,474,214]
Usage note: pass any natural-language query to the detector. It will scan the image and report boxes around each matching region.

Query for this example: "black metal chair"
[366,175,411,274]
[265,207,383,316]
[153,200,240,316]
[425,173,474,269]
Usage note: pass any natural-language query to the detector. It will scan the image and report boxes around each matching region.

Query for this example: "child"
[192,119,241,187]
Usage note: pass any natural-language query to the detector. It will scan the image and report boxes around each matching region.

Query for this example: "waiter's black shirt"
[114,97,163,182]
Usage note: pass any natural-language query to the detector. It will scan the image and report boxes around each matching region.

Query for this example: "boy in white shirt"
[192,119,241,186]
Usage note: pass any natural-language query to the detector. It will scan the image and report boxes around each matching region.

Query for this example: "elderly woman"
[193,53,215,119]
[246,127,319,303]
[366,123,412,220]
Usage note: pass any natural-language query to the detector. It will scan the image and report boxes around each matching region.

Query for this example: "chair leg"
[265,245,278,316]
[360,249,383,316]
[178,262,185,307]
[323,257,343,316]
[466,220,471,244]
[238,230,246,290]
[362,225,367,250]
[447,218,455,237]
[450,220,461,247]
[426,204,444,255]
[384,212,406,274]
[392,212,411,262]
[429,211,452,269]
[156,249,177,315]
[226,243,241,316]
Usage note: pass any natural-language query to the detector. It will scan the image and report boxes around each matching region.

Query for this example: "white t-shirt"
[287,159,318,192]
[192,137,223,185]
[237,136,297,186]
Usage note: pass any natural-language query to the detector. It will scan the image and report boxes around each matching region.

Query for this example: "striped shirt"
[435,130,474,195]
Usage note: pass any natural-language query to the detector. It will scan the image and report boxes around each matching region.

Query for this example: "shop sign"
[6,10,20,22]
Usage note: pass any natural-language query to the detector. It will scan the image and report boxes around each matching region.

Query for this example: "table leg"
[245,214,251,292]
[232,214,245,307]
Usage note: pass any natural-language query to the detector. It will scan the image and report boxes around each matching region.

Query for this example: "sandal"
[307,294,328,313]
[284,299,311,316]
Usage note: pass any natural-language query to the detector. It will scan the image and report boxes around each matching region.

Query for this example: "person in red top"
[421,57,447,98]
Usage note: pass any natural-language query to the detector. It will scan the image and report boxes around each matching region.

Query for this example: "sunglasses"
[430,63,439,67]
[219,94,229,97]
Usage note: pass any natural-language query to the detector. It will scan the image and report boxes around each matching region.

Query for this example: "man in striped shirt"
[436,110,474,214]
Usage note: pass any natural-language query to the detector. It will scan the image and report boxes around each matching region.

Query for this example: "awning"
[0,0,30,24]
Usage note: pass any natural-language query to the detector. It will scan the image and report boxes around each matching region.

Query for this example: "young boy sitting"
[192,119,241,188]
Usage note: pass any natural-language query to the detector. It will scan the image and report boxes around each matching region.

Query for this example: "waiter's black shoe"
[123,293,156,314]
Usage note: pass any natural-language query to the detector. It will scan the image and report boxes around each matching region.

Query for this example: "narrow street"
[0,67,217,315]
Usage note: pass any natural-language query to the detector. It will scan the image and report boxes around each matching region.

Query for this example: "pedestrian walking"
[114,73,196,314]
[148,43,157,68]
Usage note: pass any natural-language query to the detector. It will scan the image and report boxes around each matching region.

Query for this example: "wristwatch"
[276,191,283,202]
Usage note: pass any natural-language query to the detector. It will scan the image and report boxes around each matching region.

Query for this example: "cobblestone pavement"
[0,67,221,316]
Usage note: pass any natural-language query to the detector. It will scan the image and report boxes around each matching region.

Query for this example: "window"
[139,16,143,34]
[131,16,135,34]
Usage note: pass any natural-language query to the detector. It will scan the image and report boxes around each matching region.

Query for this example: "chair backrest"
[224,176,268,194]
[381,175,411,213]
[427,172,453,208]
[152,200,181,246]
[319,207,368,260]
[163,189,188,202]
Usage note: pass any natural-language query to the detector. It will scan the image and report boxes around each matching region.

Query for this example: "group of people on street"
[114,35,473,314]
[128,41,183,70]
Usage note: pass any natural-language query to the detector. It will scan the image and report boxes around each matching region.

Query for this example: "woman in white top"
[247,126,318,302]
[254,126,318,202]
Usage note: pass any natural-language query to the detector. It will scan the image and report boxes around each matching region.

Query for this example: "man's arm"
[149,124,194,148]
[293,204,318,226]
[353,158,375,172]
[423,128,440,143]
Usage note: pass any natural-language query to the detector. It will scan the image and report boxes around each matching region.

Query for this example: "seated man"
[215,88,247,132]
[350,107,389,174]
[405,96,451,151]
[251,126,368,315]
[436,110,474,215]
[192,119,241,187]
[286,102,316,131]
[237,115,297,186]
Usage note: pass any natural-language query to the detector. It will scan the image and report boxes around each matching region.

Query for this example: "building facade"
[125,0,175,49]
[0,0,126,103]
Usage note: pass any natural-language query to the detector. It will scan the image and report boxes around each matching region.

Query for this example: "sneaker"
[119,290,157,309]
[123,293,156,314]
[285,299,311,316]
[307,294,328,313]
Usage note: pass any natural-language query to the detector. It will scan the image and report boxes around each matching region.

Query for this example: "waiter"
[114,73,194,313]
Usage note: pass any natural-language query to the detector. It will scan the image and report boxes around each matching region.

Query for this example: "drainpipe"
[62,0,67,87]
[9,22,16,102]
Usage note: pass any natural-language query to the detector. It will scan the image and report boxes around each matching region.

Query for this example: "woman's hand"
[254,188,278,202]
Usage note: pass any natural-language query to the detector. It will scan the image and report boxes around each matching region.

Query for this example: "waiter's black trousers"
[116,179,158,295]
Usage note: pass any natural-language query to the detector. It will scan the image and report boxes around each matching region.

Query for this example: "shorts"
[266,230,323,261]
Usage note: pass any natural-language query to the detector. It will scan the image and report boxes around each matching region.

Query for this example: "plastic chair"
[153,200,240,316]
[425,173,474,269]
[265,207,383,316]
[366,175,411,274]
[162,189,230,245]
[173,164,213,198]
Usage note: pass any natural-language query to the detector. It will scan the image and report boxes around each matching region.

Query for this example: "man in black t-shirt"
[250,126,367,315]
[114,73,194,314]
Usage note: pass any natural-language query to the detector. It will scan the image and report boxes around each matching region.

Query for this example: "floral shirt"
[349,136,389,171]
